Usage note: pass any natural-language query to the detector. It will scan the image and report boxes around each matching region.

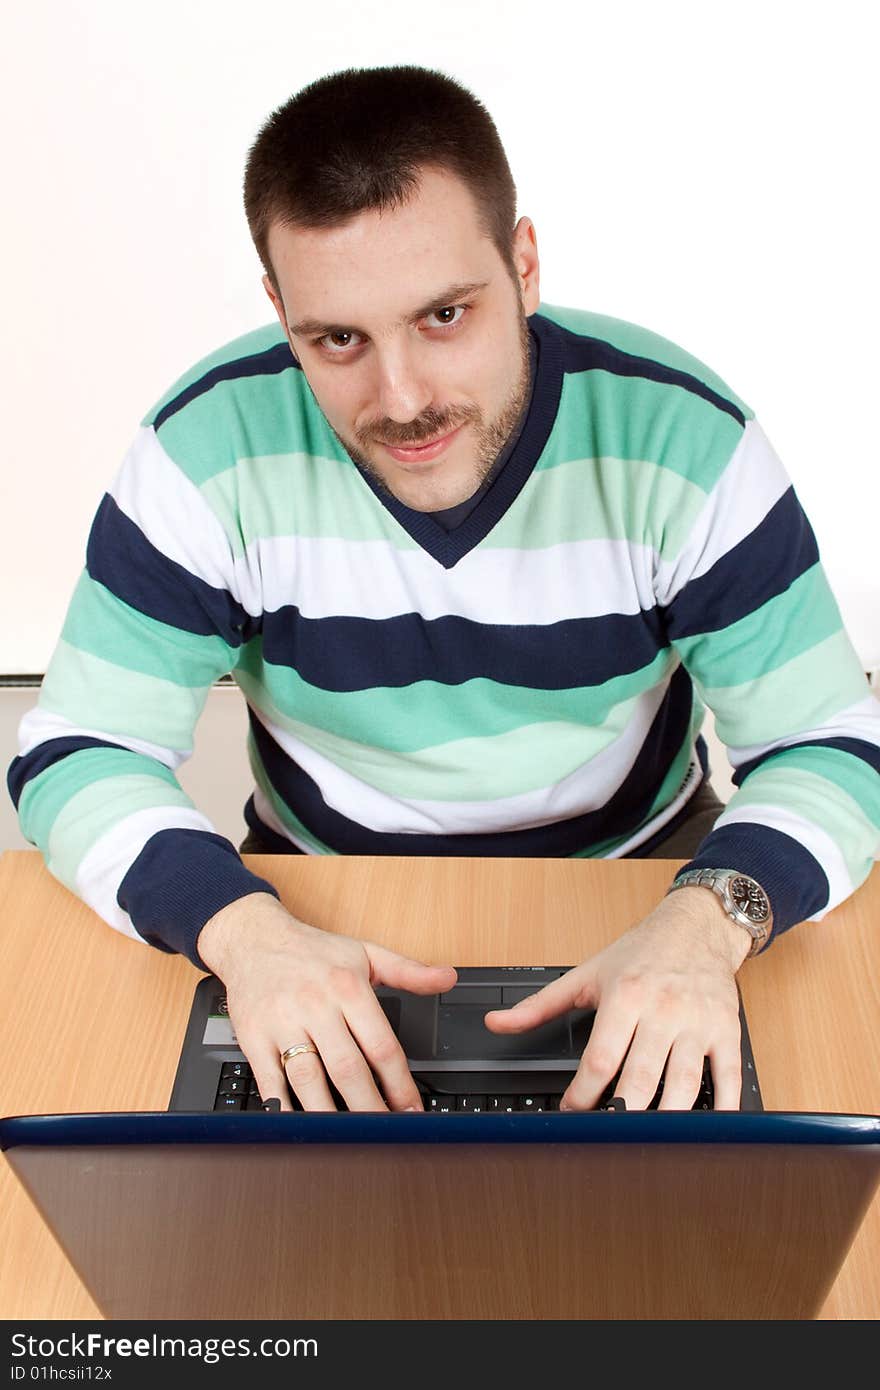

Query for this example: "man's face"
[263,167,541,512]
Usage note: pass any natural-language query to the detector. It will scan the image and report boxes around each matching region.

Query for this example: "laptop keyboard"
[213,1058,717,1112]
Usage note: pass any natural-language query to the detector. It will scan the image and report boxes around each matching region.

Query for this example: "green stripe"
[260,708,648,803]
[142,323,287,425]
[539,369,744,493]
[47,776,195,888]
[539,303,753,418]
[675,565,845,690]
[724,765,876,886]
[203,450,707,560]
[235,642,674,754]
[488,452,706,557]
[40,641,212,751]
[701,629,870,749]
[62,573,235,684]
[201,453,416,557]
[154,365,342,489]
[18,747,179,850]
[739,745,880,831]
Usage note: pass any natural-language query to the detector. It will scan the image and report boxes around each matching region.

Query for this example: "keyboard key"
[518,1096,548,1112]
[456,1096,487,1112]
[487,1096,517,1113]
[218,1077,248,1095]
[214,1093,244,1110]
[426,1095,455,1113]
[220,1061,251,1078]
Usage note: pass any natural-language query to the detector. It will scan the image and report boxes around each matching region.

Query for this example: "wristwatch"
[667,868,773,957]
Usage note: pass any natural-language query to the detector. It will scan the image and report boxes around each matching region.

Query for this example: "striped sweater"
[9,305,880,967]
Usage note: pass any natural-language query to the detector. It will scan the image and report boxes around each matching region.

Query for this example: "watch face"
[730,875,771,924]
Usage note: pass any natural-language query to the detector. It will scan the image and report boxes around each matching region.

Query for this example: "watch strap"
[668,868,772,957]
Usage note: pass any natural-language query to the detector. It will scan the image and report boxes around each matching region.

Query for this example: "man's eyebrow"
[288,281,490,339]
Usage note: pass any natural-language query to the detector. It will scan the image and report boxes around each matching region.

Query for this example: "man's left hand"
[483,886,752,1111]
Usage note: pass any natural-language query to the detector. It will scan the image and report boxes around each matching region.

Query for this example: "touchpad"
[436,1004,573,1059]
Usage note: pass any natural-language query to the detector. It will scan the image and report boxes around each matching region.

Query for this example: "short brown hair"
[243,65,518,294]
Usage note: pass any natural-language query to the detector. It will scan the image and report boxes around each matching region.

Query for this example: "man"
[9,66,880,1115]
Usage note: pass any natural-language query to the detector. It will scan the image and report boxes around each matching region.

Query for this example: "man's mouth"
[376,423,465,464]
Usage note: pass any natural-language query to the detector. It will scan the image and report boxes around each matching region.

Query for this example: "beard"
[331,309,532,511]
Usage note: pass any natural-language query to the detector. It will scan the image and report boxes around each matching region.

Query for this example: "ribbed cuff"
[117,828,281,969]
[682,821,831,943]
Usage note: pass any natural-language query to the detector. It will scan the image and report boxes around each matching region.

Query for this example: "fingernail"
[405,1106,419,1112]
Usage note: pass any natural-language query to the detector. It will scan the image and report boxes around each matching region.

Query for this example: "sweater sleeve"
[659,418,880,943]
[6,425,280,968]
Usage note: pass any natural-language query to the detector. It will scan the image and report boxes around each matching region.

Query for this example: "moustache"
[358,403,479,448]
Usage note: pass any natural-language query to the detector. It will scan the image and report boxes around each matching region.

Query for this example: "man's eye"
[318,330,363,353]
[425,305,465,329]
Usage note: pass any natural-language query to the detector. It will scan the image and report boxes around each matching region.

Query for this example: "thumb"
[365,942,457,995]
[484,966,594,1033]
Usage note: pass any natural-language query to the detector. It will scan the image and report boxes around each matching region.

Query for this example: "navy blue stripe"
[7,736,127,809]
[555,322,747,427]
[248,664,694,856]
[117,828,281,967]
[686,823,830,934]
[152,343,298,430]
[664,490,820,640]
[87,495,256,644]
[733,736,880,788]
[259,605,668,693]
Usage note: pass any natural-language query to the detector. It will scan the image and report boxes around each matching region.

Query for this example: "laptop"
[4,968,880,1320]
[169,966,765,1113]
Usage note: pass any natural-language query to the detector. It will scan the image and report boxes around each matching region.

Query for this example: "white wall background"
[1,0,878,672]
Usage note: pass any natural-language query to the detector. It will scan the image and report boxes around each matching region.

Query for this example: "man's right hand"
[196,891,456,1113]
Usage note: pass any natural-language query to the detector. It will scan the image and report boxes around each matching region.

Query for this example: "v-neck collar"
[351,313,564,569]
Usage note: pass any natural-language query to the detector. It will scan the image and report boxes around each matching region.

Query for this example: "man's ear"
[262,274,299,364]
[511,217,540,316]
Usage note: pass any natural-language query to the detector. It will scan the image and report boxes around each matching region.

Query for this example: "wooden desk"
[1,850,878,1320]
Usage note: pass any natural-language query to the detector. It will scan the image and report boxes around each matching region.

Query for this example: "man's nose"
[372,341,433,424]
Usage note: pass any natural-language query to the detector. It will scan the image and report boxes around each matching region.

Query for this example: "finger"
[707,1035,743,1112]
[603,1023,674,1112]
[243,1041,299,1114]
[281,1040,341,1112]
[365,943,457,996]
[345,1006,425,1111]
[656,1035,707,1111]
[311,1020,390,1112]
[560,1001,639,1111]
[483,967,596,1034]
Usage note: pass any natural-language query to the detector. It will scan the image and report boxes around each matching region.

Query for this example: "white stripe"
[251,684,668,835]
[250,532,657,623]
[712,801,854,917]
[113,428,661,625]
[654,419,792,606]
[110,426,244,598]
[725,693,880,770]
[73,806,219,942]
[17,705,189,768]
